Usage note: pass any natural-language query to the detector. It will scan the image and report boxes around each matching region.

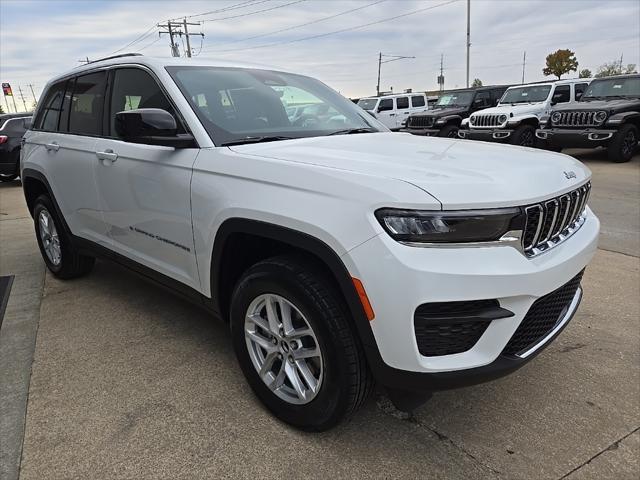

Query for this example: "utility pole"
[376,52,415,96]
[28,84,37,105]
[619,53,624,73]
[439,54,445,92]
[17,86,28,112]
[522,51,526,84]
[158,20,204,58]
[466,0,471,88]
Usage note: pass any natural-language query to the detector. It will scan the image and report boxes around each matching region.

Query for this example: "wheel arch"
[210,218,376,348]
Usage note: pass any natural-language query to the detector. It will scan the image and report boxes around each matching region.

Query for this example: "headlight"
[375,208,523,244]
[551,112,562,124]
[595,111,607,124]
[498,114,508,124]
[470,116,476,125]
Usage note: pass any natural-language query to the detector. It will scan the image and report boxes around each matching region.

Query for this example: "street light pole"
[376,53,416,96]
[466,0,470,88]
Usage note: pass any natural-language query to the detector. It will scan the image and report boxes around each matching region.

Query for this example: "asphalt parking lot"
[0,148,638,480]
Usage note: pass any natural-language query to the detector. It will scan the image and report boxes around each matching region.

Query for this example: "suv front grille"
[522,182,591,256]
[471,114,503,128]
[414,300,513,357]
[552,111,601,127]
[408,116,434,128]
[502,270,584,356]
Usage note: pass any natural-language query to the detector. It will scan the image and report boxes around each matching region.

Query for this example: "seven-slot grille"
[408,115,434,128]
[471,113,504,128]
[522,182,591,256]
[552,111,602,128]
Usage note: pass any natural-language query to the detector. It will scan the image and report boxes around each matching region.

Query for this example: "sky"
[0,0,639,112]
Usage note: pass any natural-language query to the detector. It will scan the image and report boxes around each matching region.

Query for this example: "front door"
[376,98,396,129]
[93,67,200,289]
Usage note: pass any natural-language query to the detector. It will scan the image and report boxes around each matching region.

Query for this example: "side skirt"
[72,235,222,320]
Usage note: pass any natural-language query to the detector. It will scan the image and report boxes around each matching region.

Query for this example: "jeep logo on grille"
[564,171,577,180]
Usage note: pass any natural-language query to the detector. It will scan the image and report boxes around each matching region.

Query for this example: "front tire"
[33,194,95,279]
[230,254,373,431]
[510,124,536,147]
[608,124,638,163]
[438,124,460,138]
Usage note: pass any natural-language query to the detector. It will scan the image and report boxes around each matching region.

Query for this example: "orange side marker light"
[352,277,375,321]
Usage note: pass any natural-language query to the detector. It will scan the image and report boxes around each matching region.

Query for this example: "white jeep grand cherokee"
[21,54,599,431]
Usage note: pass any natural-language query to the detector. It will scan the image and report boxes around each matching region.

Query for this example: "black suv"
[0,113,32,181]
[537,75,639,162]
[402,86,510,138]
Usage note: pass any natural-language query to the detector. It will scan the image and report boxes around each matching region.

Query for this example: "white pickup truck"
[459,78,591,147]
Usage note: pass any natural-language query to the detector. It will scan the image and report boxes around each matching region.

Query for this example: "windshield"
[582,77,640,100]
[357,98,379,110]
[435,91,474,107]
[167,66,382,145]
[500,85,552,104]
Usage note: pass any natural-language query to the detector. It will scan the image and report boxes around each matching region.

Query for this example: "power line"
[208,0,387,48]
[111,24,159,54]
[203,0,460,54]
[200,0,306,23]
[176,0,272,20]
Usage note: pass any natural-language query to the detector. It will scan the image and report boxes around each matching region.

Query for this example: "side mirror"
[114,108,195,148]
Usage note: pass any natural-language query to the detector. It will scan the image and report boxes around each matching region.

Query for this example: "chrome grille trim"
[408,116,434,128]
[472,113,505,128]
[522,182,591,257]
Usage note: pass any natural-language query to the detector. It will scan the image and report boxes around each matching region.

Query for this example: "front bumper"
[401,127,440,136]
[536,128,616,148]
[459,128,513,142]
[343,208,599,392]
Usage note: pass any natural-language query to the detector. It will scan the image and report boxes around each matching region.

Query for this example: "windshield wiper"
[327,127,377,136]
[221,136,294,146]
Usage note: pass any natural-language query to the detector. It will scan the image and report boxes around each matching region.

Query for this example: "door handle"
[389,113,396,116]
[96,149,118,163]
[45,142,59,152]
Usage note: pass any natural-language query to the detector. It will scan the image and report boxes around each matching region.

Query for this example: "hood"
[473,103,547,117]
[413,106,468,118]
[553,98,640,112]
[228,133,590,209]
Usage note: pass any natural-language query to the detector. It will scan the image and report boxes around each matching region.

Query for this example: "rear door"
[27,74,109,244]
[93,67,200,289]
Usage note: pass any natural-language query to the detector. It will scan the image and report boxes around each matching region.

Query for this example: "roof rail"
[76,53,143,67]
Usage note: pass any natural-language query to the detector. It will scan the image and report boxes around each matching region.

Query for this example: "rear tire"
[230,254,373,431]
[608,124,638,163]
[33,194,95,279]
[510,124,536,147]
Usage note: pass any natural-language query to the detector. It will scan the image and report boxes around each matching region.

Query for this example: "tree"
[579,68,592,78]
[543,49,578,79]
[595,61,638,78]
[0,105,4,114]
[471,78,483,87]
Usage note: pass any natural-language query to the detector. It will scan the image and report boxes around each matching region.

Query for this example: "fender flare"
[210,218,377,351]
[607,111,640,125]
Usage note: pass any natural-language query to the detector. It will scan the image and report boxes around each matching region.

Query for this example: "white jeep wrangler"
[459,78,591,147]
[21,54,599,431]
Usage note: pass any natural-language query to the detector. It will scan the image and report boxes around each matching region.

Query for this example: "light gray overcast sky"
[1,0,639,112]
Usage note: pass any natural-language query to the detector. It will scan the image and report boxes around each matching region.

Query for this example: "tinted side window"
[491,88,506,105]
[552,85,570,104]
[575,83,588,100]
[109,68,184,137]
[378,98,393,111]
[396,96,409,109]
[411,96,425,107]
[69,72,107,136]
[35,81,66,131]
[474,91,491,107]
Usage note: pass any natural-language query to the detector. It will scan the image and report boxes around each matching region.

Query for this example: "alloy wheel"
[622,130,637,157]
[244,293,323,405]
[38,208,62,265]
